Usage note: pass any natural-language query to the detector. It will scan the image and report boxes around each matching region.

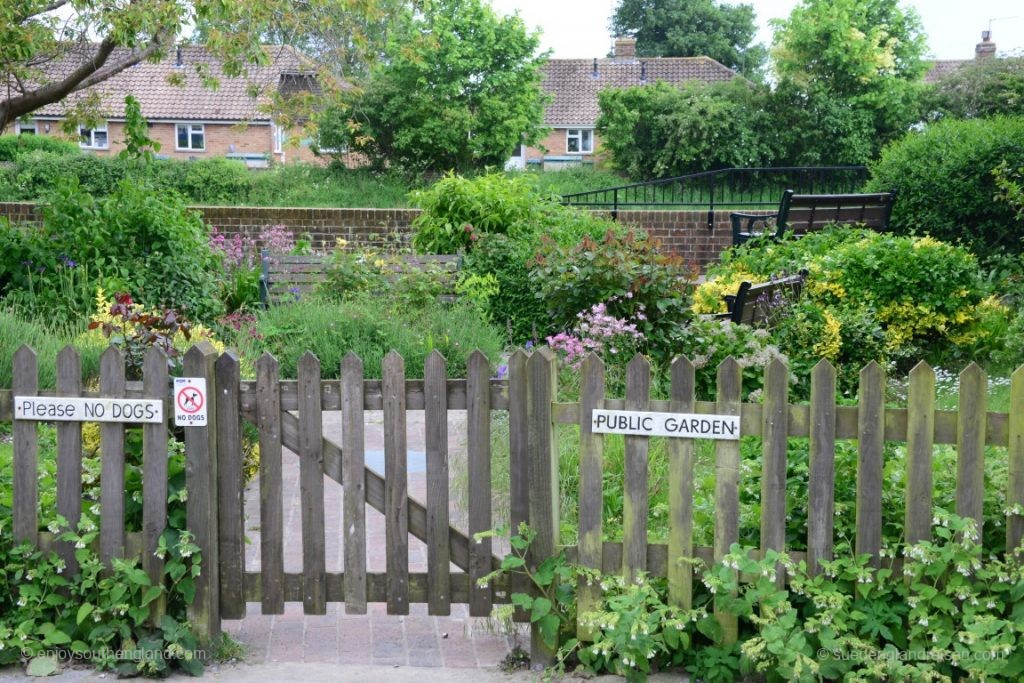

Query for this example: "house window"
[176,123,205,151]
[272,124,285,154]
[15,120,37,135]
[567,129,593,154]
[79,124,108,149]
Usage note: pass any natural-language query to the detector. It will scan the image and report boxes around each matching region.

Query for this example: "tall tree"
[0,0,385,130]
[609,0,766,77]
[346,0,548,173]
[770,0,927,146]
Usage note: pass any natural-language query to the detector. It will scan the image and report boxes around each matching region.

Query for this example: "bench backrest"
[725,272,806,327]
[777,189,896,237]
[259,250,460,306]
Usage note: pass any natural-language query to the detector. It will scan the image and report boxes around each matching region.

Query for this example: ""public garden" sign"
[591,409,740,440]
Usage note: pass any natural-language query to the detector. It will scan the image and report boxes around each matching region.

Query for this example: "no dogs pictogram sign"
[174,378,208,427]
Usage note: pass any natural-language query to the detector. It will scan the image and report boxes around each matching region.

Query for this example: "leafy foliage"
[770,0,927,149]
[531,229,695,362]
[0,134,79,161]
[926,57,1024,120]
[695,228,1009,393]
[347,0,548,174]
[596,80,773,179]
[609,0,767,78]
[866,116,1024,256]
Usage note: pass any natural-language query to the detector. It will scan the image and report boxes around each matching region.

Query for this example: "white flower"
[16,598,27,607]
[918,617,929,627]
[75,540,86,549]
[47,521,61,534]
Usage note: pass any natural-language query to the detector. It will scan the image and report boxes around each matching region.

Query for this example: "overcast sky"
[487,0,1024,61]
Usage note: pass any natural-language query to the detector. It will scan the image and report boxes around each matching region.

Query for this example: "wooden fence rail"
[5,344,1024,667]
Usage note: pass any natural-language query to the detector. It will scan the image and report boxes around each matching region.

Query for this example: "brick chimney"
[614,37,637,60]
[976,30,996,59]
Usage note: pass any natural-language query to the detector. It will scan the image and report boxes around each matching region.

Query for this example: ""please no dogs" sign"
[174,377,208,427]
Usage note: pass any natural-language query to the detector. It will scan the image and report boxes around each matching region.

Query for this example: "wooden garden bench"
[731,189,896,247]
[258,249,460,307]
[715,271,807,327]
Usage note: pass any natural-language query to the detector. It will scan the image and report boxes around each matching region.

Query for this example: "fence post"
[527,349,559,668]
[184,342,220,643]
[12,345,38,545]
[1009,366,1024,558]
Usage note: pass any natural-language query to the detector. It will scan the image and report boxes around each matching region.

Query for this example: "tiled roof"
[34,45,315,122]
[924,59,971,84]
[540,57,738,127]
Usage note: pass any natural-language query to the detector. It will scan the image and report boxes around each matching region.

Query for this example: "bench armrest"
[730,212,778,246]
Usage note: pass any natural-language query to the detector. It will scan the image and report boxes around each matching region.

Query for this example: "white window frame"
[15,119,37,135]
[566,128,594,154]
[79,123,109,149]
[272,123,285,154]
[175,122,206,152]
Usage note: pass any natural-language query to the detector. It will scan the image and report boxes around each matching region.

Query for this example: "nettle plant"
[482,513,1024,683]
[0,512,203,676]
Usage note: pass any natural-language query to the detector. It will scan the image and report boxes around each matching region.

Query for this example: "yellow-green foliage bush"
[694,228,1010,391]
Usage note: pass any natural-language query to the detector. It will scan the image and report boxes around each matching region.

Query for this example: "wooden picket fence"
[3,344,1023,667]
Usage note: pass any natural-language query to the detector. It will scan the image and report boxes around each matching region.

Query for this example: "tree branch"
[20,0,70,23]
[0,36,117,129]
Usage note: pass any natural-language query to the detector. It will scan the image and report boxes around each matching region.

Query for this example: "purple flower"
[524,340,535,350]
[495,364,509,379]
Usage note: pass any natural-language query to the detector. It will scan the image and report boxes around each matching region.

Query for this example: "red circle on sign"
[177,386,204,414]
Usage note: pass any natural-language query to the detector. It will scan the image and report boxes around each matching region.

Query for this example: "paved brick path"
[223,410,523,668]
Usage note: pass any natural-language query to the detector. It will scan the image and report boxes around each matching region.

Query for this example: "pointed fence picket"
[3,344,1024,667]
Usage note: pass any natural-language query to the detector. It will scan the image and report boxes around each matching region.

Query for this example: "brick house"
[509,38,739,171]
[8,44,337,167]
[924,31,999,83]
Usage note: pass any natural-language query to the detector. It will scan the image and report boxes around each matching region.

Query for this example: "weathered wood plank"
[216,351,245,619]
[467,351,492,617]
[577,354,605,636]
[383,351,409,615]
[142,347,169,620]
[668,357,695,609]
[13,345,39,545]
[957,363,986,538]
[527,349,559,666]
[623,354,651,580]
[298,352,326,615]
[856,361,885,567]
[241,571,512,605]
[424,351,450,616]
[1009,366,1024,558]
[905,362,935,548]
[56,346,82,574]
[760,358,788,587]
[236,379,511,413]
[507,349,530,623]
[257,353,285,615]
[713,357,741,645]
[99,346,126,567]
[807,360,836,577]
[184,342,220,642]
[341,352,368,615]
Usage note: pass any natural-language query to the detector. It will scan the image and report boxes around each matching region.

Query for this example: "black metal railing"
[559,166,869,229]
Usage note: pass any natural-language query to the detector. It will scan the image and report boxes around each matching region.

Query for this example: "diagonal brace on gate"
[278,411,499,572]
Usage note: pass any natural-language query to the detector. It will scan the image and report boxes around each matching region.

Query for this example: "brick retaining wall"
[0,202,753,268]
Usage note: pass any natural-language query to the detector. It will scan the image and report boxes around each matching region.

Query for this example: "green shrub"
[596,79,774,179]
[926,56,1024,120]
[865,116,1024,255]
[0,134,79,162]
[235,298,505,378]
[695,228,1008,393]
[0,311,103,389]
[532,229,694,361]
[8,151,129,200]
[411,172,555,253]
[150,157,253,205]
[0,177,223,323]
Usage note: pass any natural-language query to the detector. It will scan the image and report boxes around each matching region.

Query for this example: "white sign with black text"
[591,409,740,440]
[174,377,208,427]
[14,396,163,424]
